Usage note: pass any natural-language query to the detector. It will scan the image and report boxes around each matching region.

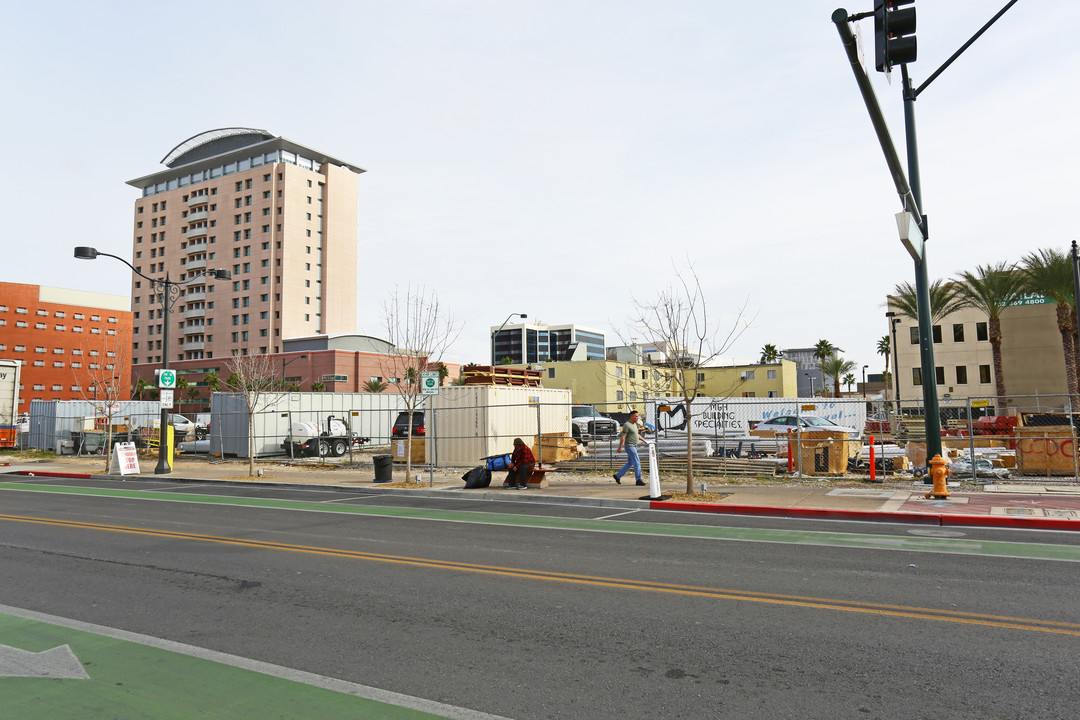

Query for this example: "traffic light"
[874,0,917,72]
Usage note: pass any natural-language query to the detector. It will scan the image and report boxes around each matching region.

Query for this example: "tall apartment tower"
[125,128,364,364]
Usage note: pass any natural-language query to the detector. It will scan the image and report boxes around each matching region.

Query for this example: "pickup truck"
[570,405,620,445]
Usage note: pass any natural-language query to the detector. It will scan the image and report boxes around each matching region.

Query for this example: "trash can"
[373,455,393,483]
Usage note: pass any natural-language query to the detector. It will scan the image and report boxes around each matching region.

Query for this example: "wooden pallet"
[461,365,543,387]
[553,456,780,477]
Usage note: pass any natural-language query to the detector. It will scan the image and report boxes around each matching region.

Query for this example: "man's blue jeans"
[616,445,641,482]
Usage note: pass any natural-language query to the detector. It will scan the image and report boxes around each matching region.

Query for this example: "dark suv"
[391,411,425,437]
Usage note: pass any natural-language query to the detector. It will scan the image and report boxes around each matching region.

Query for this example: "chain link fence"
[20,392,1080,484]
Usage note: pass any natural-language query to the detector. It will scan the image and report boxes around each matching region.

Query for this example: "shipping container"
[427,385,572,466]
[0,359,21,447]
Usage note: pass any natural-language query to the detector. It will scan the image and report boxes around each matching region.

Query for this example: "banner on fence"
[643,397,866,436]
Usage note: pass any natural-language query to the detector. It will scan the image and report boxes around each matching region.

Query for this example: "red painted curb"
[12,470,93,479]
[649,500,1080,532]
[940,514,1080,532]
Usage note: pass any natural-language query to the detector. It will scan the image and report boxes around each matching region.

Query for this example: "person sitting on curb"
[614,410,645,486]
[509,438,535,490]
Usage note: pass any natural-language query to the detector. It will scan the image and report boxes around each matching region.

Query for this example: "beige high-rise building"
[125,128,364,364]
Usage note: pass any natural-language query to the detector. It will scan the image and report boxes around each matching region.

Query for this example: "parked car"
[391,411,425,437]
[751,415,860,438]
[949,457,1010,480]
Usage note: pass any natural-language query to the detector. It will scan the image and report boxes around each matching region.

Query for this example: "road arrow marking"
[0,644,90,679]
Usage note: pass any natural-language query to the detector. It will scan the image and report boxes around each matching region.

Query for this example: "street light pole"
[75,246,230,474]
[281,354,308,390]
[491,312,527,365]
[862,364,868,402]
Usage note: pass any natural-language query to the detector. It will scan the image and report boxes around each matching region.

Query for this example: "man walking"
[614,410,645,486]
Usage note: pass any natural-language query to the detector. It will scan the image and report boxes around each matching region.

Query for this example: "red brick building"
[128,334,462,415]
[0,282,133,414]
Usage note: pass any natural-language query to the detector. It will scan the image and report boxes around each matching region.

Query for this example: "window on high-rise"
[953,324,965,342]
[976,322,988,341]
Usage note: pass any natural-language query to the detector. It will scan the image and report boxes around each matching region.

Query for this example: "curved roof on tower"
[126,128,364,189]
[161,127,275,167]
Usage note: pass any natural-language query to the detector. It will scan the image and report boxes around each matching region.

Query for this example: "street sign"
[420,371,440,396]
[160,389,174,409]
[895,211,925,261]
[156,369,177,389]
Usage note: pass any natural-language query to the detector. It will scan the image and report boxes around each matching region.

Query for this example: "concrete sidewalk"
[4,458,1080,531]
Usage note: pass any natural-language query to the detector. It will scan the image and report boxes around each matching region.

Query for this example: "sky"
[2,1,1076,373]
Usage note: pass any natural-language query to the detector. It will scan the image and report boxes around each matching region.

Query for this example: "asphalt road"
[2,479,1079,719]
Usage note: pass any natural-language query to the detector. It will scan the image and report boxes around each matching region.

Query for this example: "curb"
[649,499,1080,532]
[8,470,1080,532]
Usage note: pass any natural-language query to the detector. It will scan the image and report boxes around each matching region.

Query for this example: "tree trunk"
[248,416,256,476]
[990,318,1007,409]
[1056,305,1077,405]
[684,398,694,494]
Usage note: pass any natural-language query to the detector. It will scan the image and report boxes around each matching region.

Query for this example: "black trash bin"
[373,455,393,483]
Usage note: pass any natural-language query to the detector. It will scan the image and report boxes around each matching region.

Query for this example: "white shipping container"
[0,359,21,426]
[428,385,572,466]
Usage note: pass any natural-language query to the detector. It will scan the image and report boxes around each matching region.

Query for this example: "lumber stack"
[461,365,543,387]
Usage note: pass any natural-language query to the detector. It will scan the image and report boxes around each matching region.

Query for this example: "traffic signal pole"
[900,64,943,460]
[833,2,1019,463]
[831,9,942,459]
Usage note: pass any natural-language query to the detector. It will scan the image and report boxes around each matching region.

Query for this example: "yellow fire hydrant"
[925,454,951,499]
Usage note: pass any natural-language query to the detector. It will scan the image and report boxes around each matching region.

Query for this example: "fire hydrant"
[925,454,951,499]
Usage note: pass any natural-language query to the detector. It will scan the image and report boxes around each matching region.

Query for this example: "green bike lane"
[0,604,506,720]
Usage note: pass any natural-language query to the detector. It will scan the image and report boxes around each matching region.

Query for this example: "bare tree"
[380,285,461,484]
[73,329,130,471]
[224,353,277,476]
[624,263,751,494]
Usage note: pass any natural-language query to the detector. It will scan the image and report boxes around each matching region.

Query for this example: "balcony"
[184,289,206,302]
[186,225,208,239]
[187,194,209,207]
[183,340,205,351]
[183,324,204,336]
[183,305,206,319]
[185,256,207,271]
[185,238,207,253]
[186,210,208,223]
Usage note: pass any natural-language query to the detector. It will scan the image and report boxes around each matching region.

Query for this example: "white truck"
[570,404,620,445]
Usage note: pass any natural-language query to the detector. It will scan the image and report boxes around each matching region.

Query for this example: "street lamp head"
[74,246,99,260]
[211,269,232,280]
[519,313,527,319]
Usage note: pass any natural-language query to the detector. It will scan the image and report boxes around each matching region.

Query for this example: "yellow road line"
[4,513,1078,637]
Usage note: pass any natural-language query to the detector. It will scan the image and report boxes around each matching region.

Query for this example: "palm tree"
[203,370,222,394]
[363,378,388,393]
[888,279,966,324]
[843,373,857,394]
[310,380,326,392]
[821,354,857,397]
[877,334,892,405]
[1020,248,1077,397]
[175,376,189,413]
[813,339,840,382]
[759,343,780,364]
[134,377,150,401]
[954,262,1026,407]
